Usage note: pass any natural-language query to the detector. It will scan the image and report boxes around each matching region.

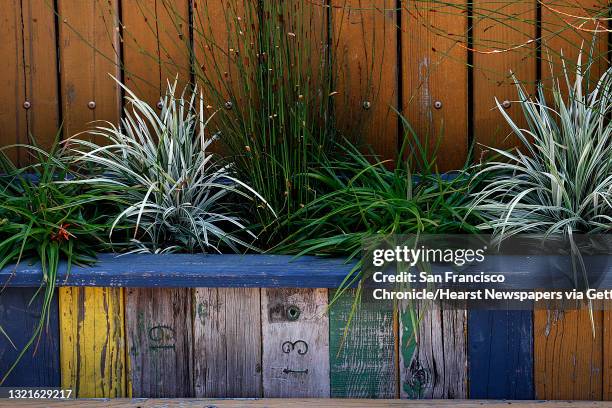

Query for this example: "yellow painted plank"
[59,287,127,398]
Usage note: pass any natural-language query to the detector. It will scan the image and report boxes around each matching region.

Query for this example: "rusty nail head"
[362,101,371,110]
[23,101,31,109]
[434,100,442,110]
[502,100,511,109]
[88,101,96,109]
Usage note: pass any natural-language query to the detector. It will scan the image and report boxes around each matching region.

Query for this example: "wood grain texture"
[59,287,126,397]
[5,399,612,408]
[402,0,468,171]
[0,287,60,386]
[534,309,603,400]
[468,310,534,399]
[400,301,467,399]
[125,288,193,398]
[332,0,398,160]
[261,288,330,397]
[472,0,537,156]
[57,0,121,138]
[0,0,59,164]
[121,0,190,106]
[329,288,397,398]
[0,253,357,288]
[0,0,26,164]
[602,308,612,400]
[540,0,609,86]
[193,287,262,397]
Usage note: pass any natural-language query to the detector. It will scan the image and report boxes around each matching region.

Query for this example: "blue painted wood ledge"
[0,253,358,288]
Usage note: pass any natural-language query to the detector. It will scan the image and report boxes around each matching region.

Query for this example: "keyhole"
[286,305,301,321]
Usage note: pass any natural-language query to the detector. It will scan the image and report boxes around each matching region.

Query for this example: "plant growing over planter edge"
[470,52,612,239]
[0,137,119,384]
[469,51,612,329]
[66,80,273,254]
[275,120,486,298]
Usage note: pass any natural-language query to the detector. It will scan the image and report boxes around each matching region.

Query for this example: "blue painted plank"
[0,254,358,288]
[0,287,60,386]
[468,310,533,399]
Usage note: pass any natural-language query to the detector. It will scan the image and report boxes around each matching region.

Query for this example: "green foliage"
[471,52,612,240]
[275,123,484,291]
[66,80,271,254]
[0,137,116,384]
[192,0,337,244]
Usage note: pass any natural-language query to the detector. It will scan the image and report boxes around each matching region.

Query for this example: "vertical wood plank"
[121,0,190,106]
[261,288,330,398]
[193,288,262,398]
[59,287,126,398]
[0,0,26,163]
[602,308,612,400]
[332,0,398,160]
[400,301,467,398]
[402,0,468,171]
[535,3,608,400]
[468,310,534,399]
[0,288,60,386]
[0,0,59,164]
[472,0,537,155]
[534,309,603,400]
[57,0,121,138]
[125,288,193,398]
[329,288,397,398]
[540,0,609,86]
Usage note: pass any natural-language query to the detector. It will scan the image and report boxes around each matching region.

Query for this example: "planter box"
[1,254,611,400]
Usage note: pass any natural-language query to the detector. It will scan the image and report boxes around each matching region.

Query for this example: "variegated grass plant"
[66,79,272,254]
[470,51,612,239]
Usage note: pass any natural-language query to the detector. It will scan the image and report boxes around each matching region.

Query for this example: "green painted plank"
[329,289,397,398]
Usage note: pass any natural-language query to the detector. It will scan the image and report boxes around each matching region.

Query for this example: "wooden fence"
[1,0,611,401]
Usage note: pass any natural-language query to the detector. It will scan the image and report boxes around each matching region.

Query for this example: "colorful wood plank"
[125,288,193,397]
[331,0,398,160]
[193,288,262,397]
[0,287,60,386]
[0,0,59,164]
[534,309,603,400]
[329,288,397,398]
[121,0,191,107]
[57,0,121,138]
[9,399,612,408]
[402,0,468,171]
[400,300,467,398]
[261,288,330,397]
[468,310,534,399]
[59,287,126,397]
[0,253,357,288]
[472,0,537,156]
[602,309,612,400]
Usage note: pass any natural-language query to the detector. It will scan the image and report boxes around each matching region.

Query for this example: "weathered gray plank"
[261,288,330,397]
[125,288,193,397]
[400,301,467,399]
[193,288,262,397]
[329,288,397,398]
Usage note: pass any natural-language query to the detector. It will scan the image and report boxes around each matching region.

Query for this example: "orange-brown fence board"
[122,0,191,107]
[401,0,468,171]
[58,0,121,138]
[472,0,537,156]
[332,0,398,161]
[1,0,59,165]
